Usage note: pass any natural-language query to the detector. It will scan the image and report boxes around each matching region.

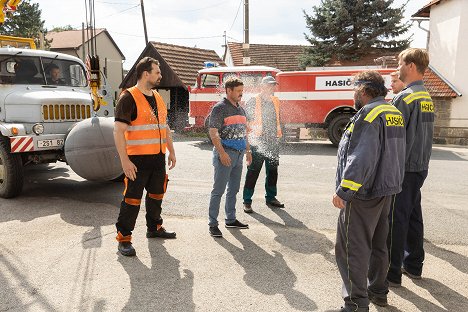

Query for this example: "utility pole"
[140,0,149,45]
[243,0,250,65]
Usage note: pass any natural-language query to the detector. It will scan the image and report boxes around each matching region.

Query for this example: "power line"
[100,4,140,19]
[95,0,138,4]
[162,1,230,13]
[108,30,223,40]
[229,0,243,31]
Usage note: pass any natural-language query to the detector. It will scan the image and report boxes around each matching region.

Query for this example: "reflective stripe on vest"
[248,95,282,138]
[125,86,168,155]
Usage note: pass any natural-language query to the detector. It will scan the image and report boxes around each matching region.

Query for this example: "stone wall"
[433,98,468,145]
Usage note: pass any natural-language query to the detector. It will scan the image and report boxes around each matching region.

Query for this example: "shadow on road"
[0,164,121,226]
[425,240,468,275]
[390,277,468,312]
[280,142,337,156]
[117,240,195,312]
[250,208,335,264]
[430,148,468,161]
[216,230,317,311]
[0,245,58,311]
[189,140,338,156]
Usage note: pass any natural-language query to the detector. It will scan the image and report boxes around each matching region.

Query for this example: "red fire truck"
[275,68,395,145]
[188,66,394,146]
[187,66,280,129]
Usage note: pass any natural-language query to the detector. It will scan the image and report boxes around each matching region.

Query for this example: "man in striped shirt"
[207,77,252,237]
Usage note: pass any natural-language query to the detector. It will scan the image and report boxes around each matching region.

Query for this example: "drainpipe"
[411,17,430,50]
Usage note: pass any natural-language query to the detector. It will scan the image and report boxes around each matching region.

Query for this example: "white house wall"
[429,0,468,128]
[77,32,124,103]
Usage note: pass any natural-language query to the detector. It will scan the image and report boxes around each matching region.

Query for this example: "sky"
[32,0,430,70]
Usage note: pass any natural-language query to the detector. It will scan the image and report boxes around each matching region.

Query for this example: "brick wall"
[433,98,468,145]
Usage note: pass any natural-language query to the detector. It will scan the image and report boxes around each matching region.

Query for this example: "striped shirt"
[208,98,247,151]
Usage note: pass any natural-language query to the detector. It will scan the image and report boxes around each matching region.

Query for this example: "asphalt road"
[1,137,467,312]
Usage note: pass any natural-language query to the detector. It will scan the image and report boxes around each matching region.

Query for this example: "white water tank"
[64,117,122,181]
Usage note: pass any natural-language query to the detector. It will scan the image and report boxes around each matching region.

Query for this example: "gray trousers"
[335,196,391,311]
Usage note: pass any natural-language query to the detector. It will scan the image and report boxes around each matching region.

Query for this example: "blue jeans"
[208,148,244,227]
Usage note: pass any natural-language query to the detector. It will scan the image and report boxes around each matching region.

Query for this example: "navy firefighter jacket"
[392,81,434,172]
[335,97,406,202]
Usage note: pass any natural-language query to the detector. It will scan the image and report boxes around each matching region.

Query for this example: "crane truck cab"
[0,47,120,198]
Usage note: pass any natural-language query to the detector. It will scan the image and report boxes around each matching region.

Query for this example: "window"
[0,56,44,85]
[0,55,87,87]
[201,74,220,88]
[239,73,264,87]
[43,58,87,87]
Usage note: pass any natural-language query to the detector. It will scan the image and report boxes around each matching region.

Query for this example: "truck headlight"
[32,123,44,135]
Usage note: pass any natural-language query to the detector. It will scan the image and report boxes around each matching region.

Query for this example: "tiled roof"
[326,51,457,98]
[227,42,304,71]
[46,29,125,59]
[152,42,225,86]
[424,67,458,97]
[412,0,442,18]
[47,29,105,49]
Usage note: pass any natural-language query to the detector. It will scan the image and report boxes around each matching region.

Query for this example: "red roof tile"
[227,42,304,71]
[151,42,225,86]
[423,68,457,97]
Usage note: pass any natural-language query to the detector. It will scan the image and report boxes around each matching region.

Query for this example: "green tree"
[49,25,76,32]
[0,0,50,48]
[301,0,411,67]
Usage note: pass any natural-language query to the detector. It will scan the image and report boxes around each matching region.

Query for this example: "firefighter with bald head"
[242,76,284,213]
[113,57,177,257]
[332,71,406,311]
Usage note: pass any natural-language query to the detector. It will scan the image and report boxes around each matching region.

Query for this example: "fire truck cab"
[188,65,281,129]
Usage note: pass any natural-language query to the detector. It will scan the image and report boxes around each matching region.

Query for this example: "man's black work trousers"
[116,155,168,237]
[387,170,428,283]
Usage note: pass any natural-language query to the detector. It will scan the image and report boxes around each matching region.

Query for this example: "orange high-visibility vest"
[248,95,282,138]
[125,86,167,155]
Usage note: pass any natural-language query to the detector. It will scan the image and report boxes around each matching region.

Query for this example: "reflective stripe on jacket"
[335,97,406,201]
[248,95,282,138]
[125,86,167,155]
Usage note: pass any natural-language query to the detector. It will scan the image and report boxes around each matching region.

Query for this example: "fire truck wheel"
[328,114,352,147]
[0,137,24,198]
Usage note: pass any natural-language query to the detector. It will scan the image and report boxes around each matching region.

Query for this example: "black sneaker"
[209,226,223,237]
[118,242,136,257]
[146,226,176,239]
[368,290,388,307]
[225,219,249,229]
[243,203,253,213]
[266,198,285,208]
[402,267,422,280]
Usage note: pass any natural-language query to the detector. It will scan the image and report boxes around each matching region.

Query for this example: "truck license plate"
[37,139,64,148]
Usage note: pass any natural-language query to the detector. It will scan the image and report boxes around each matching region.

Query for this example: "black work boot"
[118,242,136,257]
[266,198,285,208]
[146,226,176,239]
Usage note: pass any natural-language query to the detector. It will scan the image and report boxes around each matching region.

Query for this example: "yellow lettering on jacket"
[420,101,434,113]
[385,114,404,127]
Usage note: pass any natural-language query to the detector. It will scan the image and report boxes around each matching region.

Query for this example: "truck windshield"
[221,72,268,87]
[0,55,87,87]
